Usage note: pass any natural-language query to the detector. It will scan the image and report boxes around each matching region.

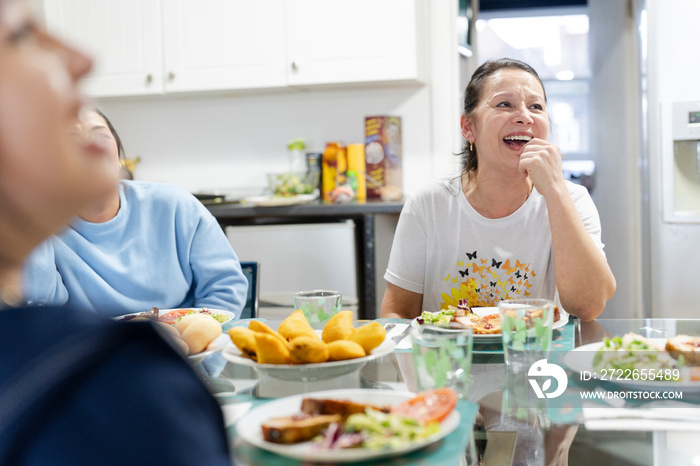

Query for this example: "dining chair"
[239,261,260,319]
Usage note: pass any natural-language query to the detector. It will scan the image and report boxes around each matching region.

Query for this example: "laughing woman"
[0,0,232,463]
[22,106,248,319]
[381,58,615,322]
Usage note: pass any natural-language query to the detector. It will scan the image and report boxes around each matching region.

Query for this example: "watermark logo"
[528,359,568,399]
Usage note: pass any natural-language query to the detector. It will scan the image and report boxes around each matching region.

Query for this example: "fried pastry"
[347,321,385,353]
[321,310,354,343]
[327,340,365,361]
[249,320,287,346]
[288,335,329,364]
[278,309,318,341]
[254,332,291,364]
[228,327,258,360]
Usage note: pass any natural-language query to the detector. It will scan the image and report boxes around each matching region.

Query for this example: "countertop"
[205,198,404,222]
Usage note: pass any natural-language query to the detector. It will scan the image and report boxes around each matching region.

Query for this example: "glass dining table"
[206,317,700,465]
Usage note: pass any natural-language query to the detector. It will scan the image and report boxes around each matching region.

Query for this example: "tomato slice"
[390,388,457,424]
[158,309,190,325]
[690,367,700,382]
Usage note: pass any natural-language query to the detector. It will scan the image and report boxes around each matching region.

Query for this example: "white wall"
[98,86,433,195]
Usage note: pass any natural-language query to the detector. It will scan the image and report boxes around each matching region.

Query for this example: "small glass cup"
[410,325,474,399]
[498,298,555,373]
[293,290,342,329]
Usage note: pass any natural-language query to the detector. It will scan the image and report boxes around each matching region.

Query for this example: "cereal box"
[364,116,402,200]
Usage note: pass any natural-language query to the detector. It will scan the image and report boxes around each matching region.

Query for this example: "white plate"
[222,331,395,381]
[563,339,700,392]
[188,333,230,365]
[116,308,235,325]
[412,307,568,344]
[235,389,460,463]
[246,194,317,207]
[116,309,232,364]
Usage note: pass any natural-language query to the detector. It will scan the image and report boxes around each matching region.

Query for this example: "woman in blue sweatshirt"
[23,108,248,318]
[0,2,233,463]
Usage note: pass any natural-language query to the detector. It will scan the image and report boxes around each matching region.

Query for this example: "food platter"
[235,389,460,463]
[245,194,317,207]
[411,307,569,344]
[563,339,700,392]
[116,307,235,325]
[222,332,395,382]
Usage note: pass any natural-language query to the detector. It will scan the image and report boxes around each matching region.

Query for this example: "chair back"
[239,261,260,319]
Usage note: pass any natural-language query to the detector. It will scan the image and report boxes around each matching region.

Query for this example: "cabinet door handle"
[146,74,153,83]
[168,71,176,81]
[291,61,298,71]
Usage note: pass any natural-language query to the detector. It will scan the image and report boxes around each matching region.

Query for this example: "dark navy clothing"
[0,305,232,465]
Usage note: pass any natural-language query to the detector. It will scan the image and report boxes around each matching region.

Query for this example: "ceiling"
[479,0,586,11]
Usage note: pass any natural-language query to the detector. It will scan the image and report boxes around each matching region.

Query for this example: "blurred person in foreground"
[22,106,248,319]
[0,1,232,464]
[381,58,615,322]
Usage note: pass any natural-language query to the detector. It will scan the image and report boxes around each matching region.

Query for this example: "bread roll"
[261,414,341,444]
[666,335,700,365]
[179,314,221,354]
[156,321,181,339]
[155,321,189,356]
[173,313,201,334]
[169,336,190,356]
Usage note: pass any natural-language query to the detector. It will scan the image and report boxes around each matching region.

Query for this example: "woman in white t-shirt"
[381,58,615,321]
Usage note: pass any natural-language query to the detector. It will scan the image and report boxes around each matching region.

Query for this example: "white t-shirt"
[384,175,605,313]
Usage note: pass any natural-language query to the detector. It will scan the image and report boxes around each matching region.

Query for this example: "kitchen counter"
[206,199,404,319]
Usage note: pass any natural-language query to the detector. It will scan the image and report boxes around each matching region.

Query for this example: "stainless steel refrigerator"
[641,0,700,318]
[589,0,700,319]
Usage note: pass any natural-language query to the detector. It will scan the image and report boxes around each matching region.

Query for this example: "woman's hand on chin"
[518,138,566,198]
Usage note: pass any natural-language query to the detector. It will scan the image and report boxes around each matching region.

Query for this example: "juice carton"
[364,116,402,200]
[346,143,366,201]
[321,142,347,201]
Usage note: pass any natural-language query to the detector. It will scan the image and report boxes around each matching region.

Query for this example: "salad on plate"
[592,333,685,382]
[311,388,455,450]
[236,388,461,462]
[417,305,563,336]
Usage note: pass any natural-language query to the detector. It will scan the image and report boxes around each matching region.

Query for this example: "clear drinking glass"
[293,290,342,329]
[410,325,474,399]
[498,298,555,373]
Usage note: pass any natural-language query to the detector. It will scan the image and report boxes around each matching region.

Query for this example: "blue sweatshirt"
[23,181,248,318]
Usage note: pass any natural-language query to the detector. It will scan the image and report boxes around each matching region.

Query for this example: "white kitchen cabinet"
[43,0,424,98]
[43,0,163,97]
[285,0,426,86]
[161,0,287,93]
